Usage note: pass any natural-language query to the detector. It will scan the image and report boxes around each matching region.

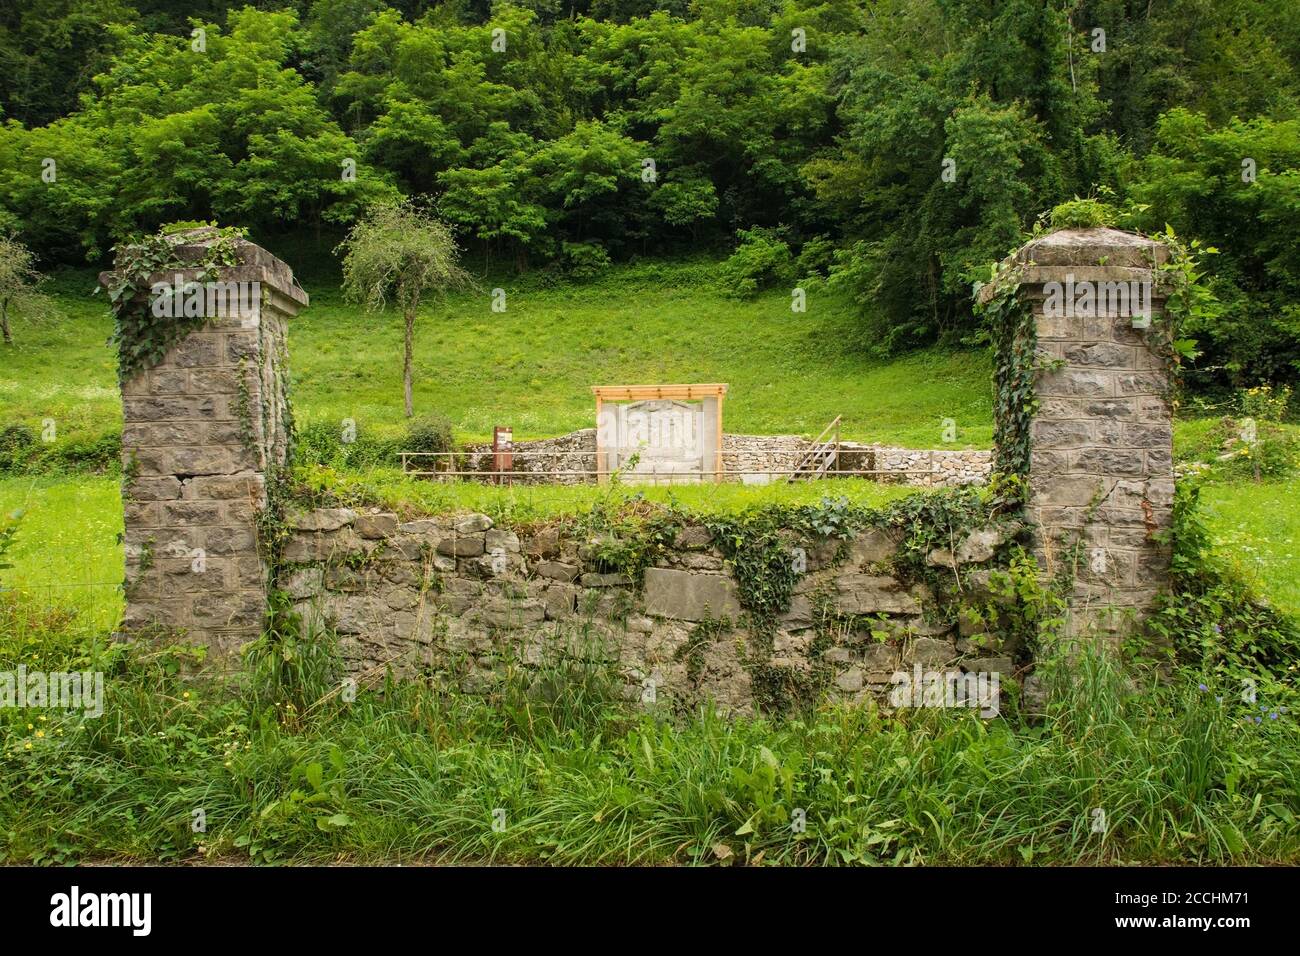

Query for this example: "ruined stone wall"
[279,506,1020,714]
[113,228,1175,669]
[117,233,308,657]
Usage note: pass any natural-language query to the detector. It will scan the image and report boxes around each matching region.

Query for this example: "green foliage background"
[1,0,1299,391]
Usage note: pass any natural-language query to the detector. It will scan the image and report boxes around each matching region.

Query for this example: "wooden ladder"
[788,415,841,482]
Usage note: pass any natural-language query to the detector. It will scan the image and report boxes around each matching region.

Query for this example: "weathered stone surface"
[543,583,577,619]
[291,508,356,532]
[847,527,898,567]
[470,597,545,627]
[964,656,1014,678]
[485,529,521,553]
[674,526,713,549]
[902,636,957,667]
[523,529,560,558]
[454,513,493,533]
[580,571,631,588]
[536,560,579,583]
[354,512,398,539]
[437,535,485,557]
[835,667,864,693]
[643,567,741,621]
[955,527,1004,564]
[678,552,724,572]
[833,574,928,615]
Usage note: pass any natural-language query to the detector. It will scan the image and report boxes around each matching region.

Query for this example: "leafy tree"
[1130,109,1300,389]
[337,198,472,417]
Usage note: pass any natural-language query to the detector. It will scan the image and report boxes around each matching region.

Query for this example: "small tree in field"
[0,234,55,345]
[336,199,470,418]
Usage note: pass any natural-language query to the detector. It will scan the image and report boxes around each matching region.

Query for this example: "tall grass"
[2,598,1297,866]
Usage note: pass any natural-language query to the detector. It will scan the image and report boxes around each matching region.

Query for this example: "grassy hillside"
[1,258,994,457]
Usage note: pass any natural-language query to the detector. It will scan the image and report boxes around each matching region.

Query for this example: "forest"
[1,0,1298,391]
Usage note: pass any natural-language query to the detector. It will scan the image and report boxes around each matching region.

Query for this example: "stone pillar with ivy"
[105,227,308,659]
[978,227,1177,642]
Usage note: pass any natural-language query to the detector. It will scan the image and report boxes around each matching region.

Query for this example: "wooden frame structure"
[592,383,727,483]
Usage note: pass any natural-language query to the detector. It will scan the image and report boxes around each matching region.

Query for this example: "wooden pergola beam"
[591,384,728,402]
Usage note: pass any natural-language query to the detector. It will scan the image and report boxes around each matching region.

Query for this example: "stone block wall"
[1010,228,1175,638]
[115,231,308,656]
[279,507,1022,713]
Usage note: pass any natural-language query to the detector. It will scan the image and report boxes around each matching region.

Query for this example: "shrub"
[404,413,454,456]
[718,227,794,298]
[0,424,120,476]
[0,424,36,472]
[559,241,610,279]
[1144,482,1300,711]
[293,420,403,469]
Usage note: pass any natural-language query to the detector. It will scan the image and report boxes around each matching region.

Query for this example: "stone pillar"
[1011,228,1175,639]
[113,229,307,658]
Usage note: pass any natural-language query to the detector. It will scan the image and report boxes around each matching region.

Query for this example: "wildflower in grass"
[34,730,43,738]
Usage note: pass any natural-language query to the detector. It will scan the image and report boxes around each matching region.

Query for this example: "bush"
[559,241,610,279]
[0,424,120,476]
[794,235,837,280]
[293,420,403,469]
[0,424,36,472]
[404,413,454,456]
[718,227,794,298]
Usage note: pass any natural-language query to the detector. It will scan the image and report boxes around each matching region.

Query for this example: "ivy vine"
[974,257,1038,485]
[100,223,247,382]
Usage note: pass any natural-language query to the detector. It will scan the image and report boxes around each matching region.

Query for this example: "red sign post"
[492,425,513,484]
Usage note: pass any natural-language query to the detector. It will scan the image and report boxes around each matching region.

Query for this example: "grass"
[1200,478,1300,615]
[297,465,923,522]
[1,613,1297,866]
[3,257,994,455]
[0,475,123,634]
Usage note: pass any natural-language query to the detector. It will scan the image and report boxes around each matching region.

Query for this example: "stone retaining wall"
[280,506,1022,714]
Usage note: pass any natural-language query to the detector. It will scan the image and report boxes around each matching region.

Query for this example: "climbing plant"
[100,222,246,382]
[974,255,1037,485]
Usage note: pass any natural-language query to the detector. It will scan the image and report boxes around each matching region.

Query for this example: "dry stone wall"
[279,506,1022,714]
